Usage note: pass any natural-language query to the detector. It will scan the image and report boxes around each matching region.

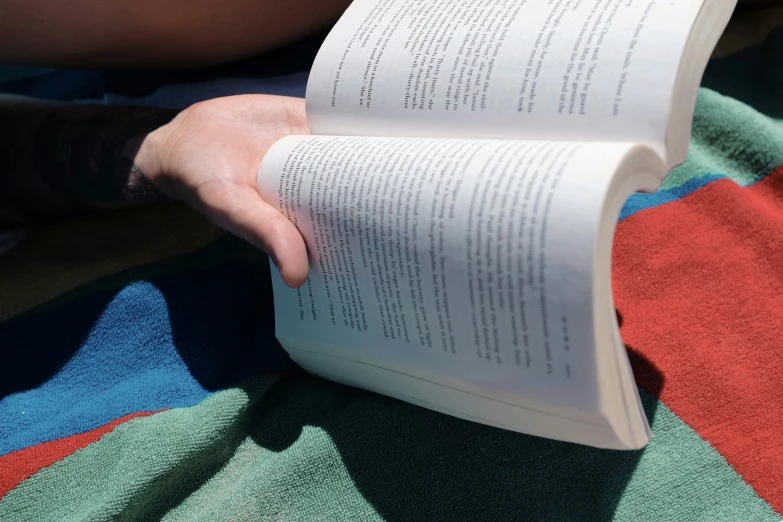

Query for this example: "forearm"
[0,100,177,231]
[0,0,352,69]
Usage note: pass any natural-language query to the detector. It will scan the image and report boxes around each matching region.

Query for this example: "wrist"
[127,123,168,182]
[119,121,175,204]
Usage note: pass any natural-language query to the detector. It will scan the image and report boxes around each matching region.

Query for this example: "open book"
[257,0,737,450]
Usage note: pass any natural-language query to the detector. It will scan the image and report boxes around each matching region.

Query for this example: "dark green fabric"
[0,373,777,521]
[4,19,783,522]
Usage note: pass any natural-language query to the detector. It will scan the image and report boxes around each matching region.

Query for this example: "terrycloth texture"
[2,8,783,521]
[615,165,783,509]
[0,383,777,521]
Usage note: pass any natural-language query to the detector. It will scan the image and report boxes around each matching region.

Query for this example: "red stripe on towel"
[613,165,783,511]
[0,411,161,500]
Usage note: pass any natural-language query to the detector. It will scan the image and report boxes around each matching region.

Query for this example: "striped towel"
[1,8,783,521]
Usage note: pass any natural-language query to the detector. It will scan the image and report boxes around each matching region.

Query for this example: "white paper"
[258,135,637,410]
[306,0,705,161]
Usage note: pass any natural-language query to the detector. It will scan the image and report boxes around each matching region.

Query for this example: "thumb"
[205,185,309,287]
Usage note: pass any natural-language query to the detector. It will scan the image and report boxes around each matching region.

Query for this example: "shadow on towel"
[241,317,664,522]
[244,371,659,522]
[703,26,783,119]
[1,245,661,522]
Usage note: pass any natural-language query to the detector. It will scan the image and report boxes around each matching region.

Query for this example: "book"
[256,0,737,450]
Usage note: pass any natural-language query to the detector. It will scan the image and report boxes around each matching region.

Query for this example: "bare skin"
[0,2,356,286]
[143,95,311,287]
[0,0,353,69]
[0,95,311,287]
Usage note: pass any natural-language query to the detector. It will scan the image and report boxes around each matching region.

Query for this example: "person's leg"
[0,0,353,69]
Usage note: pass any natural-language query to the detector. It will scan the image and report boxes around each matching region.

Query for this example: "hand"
[137,95,310,288]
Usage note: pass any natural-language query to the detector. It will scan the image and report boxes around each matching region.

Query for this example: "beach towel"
[1,7,782,521]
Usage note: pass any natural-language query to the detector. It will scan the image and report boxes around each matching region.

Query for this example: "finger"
[204,185,309,288]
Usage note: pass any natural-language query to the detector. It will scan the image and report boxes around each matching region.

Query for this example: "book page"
[306,0,705,158]
[258,135,638,411]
